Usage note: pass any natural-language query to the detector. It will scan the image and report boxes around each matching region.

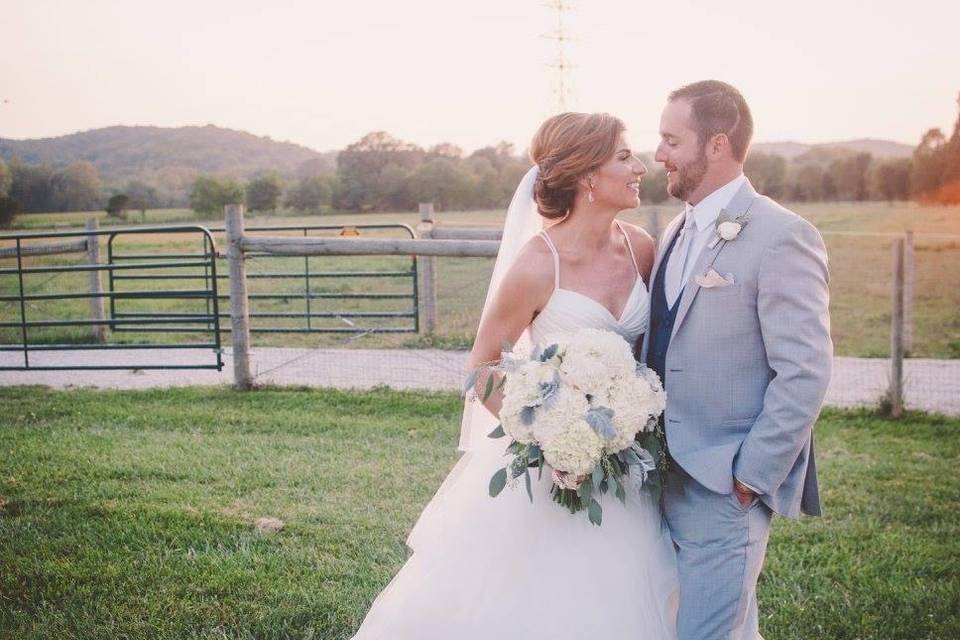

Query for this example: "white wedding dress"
[351,221,680,639]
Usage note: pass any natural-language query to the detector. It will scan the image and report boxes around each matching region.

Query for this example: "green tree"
[189,175,244,218]
[868,158,912,202]
[9,161,55,213]
[106,194,130,218]
[408,157,478,210]
[787,164,825,201]
[0,159,11,196]
[51,161,102,211]
[466,142,528,208]
[0,195,20,228]
[335,132,425,211]
[245,174,283,213]
[744,152,787,198]
[638,167,670,204]
[124,180,160,212]
[910,128,948,198]
[427,143,464,160]
[829,152,872,201]
[285,175,333,212]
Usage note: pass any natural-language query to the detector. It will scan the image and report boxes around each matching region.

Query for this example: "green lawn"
[2,202,960,356]
[1,386,957,639]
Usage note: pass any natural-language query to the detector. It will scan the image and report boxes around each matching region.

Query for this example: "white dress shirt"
[664,174,747,308]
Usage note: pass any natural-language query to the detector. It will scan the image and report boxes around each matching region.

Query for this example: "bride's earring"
[588,181,595,204]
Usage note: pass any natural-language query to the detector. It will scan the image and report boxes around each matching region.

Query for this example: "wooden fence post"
[225,204,253,390]
[417,203,438,334]
[903,230,914,353]
[85,218,107,342]
[889,237,905,418]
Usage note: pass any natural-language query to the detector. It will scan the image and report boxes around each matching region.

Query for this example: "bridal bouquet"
[466,328,666,526]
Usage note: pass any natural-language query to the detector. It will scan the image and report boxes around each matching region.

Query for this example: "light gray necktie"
[664,213,696,308]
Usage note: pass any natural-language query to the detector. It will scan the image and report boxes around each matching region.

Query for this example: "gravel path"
[1,348,957,416]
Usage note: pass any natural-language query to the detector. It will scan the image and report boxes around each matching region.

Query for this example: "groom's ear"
[707,132,732,160]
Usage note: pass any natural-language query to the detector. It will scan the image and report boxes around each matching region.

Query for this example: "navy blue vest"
[646,226,685,387]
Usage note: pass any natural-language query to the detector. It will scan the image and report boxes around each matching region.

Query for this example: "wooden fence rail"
[0,238,88,258]
[223,202,920,403]
[225,203,501,388]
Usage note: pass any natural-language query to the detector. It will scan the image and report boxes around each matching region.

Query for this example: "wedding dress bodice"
[529,220,649,346]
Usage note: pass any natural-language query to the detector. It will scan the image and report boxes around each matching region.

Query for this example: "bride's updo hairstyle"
[529,112,626,220]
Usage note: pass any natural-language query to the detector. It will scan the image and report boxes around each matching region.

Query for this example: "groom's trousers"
[663,464,773,640]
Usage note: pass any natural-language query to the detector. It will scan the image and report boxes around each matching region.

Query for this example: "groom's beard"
[668,151,708,202]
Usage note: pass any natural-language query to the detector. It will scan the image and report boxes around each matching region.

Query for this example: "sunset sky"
[2,0,958,154]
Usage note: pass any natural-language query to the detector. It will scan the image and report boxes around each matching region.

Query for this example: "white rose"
[718,221,742,241]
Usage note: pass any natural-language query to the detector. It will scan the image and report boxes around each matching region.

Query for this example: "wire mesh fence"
[1,209,958,415]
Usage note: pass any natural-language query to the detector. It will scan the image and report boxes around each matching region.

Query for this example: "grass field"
[0,385,957,639]
[2,202,959,357]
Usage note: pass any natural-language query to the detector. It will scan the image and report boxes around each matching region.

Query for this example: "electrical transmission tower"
[543,1,574,113]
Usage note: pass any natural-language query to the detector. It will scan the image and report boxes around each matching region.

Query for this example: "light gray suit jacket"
[640,179,832,518]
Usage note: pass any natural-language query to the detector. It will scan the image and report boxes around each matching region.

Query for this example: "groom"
[640,80,832,640]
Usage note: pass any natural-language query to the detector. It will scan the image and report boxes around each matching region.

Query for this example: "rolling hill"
[0,125,914,194]
[752,138,913,159]
[0,125,334,188]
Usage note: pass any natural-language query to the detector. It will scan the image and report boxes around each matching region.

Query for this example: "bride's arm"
[466,243,553,418]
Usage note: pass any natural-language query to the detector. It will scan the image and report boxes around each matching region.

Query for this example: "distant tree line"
[183,133,531,217]
[910,93,960,204]
[3,94,960,228]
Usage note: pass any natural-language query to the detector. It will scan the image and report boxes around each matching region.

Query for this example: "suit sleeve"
[733,217,833,496]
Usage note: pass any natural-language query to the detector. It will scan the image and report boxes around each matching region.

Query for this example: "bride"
[351,112,679,639]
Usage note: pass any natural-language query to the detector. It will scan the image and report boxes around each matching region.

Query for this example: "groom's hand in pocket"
[733,478,758,509]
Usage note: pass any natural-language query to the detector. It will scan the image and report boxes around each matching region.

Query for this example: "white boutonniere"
[708,209,750,249]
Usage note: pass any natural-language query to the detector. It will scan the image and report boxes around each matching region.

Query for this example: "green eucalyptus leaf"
[487,424,506,439]
[489,468,508,498]
[588,499,603,526]
[540,343,559,362]
[592,466,604,492]
[462,368,479,396]
[579,477,593,503]
[615,480,627,504]
[520,405,536,426]
[482,374,495,402]
[524,467,533,502]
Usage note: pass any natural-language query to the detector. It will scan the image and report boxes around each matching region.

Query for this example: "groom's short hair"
[669,80,753,162]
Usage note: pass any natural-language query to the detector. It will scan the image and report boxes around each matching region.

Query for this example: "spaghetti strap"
[615,220,641,276]
[538,231,561,289]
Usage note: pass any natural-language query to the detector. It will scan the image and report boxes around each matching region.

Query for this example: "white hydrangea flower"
[530,385,588,449]
[500,402,536,444]
[600,377,652,453]
[542,417,604,477]
[559,328,636,394]
[502,359,556,407]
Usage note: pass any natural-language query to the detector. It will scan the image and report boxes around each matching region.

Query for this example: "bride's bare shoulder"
[497,235,556,301]
[618,220,656,274]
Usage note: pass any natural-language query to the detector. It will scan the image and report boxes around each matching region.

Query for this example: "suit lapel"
[669,180,760,341]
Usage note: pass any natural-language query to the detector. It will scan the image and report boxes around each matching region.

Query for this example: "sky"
[1,0,958,154]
